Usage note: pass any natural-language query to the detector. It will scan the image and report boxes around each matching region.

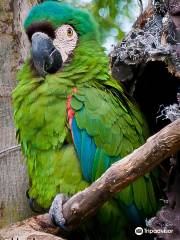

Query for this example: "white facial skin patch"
[53,24,78,63]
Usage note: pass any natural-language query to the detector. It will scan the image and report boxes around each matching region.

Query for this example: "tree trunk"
[0,0,40,228]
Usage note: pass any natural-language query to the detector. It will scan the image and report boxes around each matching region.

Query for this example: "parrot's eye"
[67,27,73,37]
[53,24,78,63]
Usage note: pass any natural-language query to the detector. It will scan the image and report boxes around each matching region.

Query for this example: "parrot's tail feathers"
[126,203,142,225]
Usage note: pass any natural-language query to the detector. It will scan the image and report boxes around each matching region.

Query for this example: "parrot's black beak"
[31,32,62,76]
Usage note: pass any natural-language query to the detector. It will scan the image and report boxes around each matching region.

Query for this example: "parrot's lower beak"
[31,32,62,76]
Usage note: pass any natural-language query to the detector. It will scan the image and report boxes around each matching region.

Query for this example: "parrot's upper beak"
[31,32,62,76]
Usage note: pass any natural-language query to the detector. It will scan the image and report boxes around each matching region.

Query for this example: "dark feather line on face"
[26,22,56,41]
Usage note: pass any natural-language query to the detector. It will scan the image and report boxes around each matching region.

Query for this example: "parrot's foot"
[49,193,69,231]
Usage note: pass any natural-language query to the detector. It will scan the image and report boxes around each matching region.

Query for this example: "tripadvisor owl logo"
[135,227,143,235]
[135,226,173,236]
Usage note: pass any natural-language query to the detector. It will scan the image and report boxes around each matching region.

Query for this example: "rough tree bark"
[0,0,40,229]
[111,0,180,239]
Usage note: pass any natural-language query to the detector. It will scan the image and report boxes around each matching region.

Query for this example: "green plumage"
[13,1,160,239]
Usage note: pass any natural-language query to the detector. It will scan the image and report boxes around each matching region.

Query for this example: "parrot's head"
[24,0,100,76]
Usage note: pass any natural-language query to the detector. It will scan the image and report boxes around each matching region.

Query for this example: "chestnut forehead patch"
[26,22,55,41]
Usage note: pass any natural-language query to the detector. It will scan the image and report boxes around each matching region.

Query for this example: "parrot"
[12,1,160,239]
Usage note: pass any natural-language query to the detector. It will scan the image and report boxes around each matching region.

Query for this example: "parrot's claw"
[49,193,69,231]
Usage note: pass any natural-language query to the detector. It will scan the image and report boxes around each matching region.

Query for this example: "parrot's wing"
[70,83,159,219]
[71,83,147,180]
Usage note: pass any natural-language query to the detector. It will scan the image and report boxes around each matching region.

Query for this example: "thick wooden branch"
[0,119,180,239]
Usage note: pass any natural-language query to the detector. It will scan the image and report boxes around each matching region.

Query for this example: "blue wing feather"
[72,117,113,182]
[72,117,96,182]
[72,117,142,224]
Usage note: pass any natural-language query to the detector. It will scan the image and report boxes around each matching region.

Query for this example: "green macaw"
[12,1,160,239]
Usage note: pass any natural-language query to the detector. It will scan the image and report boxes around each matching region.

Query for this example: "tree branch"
[0,119,180,239]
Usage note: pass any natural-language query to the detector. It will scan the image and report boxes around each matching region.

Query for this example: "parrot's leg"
[49,193,69,230]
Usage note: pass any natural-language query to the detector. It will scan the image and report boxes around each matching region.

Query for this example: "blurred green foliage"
[68,0,140,41]
[91,0,132,40]
[45,0,142,44]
